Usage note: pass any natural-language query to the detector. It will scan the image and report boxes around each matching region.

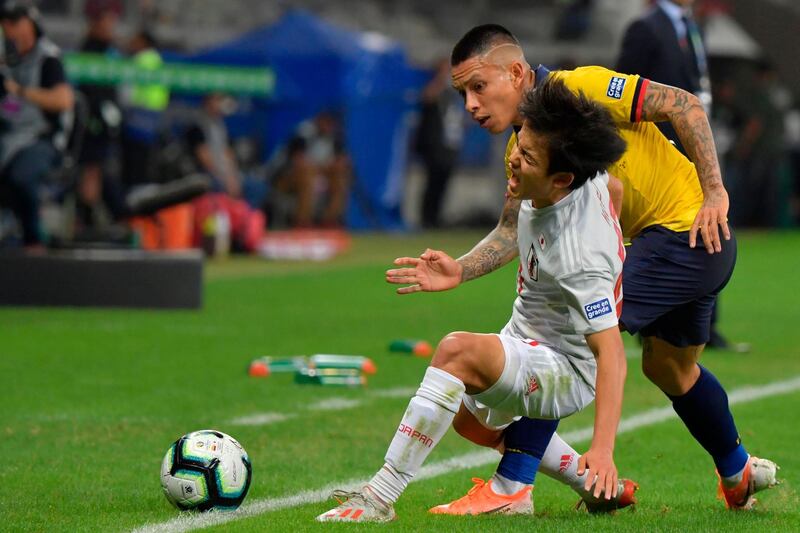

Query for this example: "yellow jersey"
[505,65,703,239]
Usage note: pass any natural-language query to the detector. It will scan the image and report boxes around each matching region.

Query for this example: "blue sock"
[496,417,559,485]
[668,365,749,477]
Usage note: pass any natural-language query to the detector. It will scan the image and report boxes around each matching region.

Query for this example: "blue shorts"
[620,225,737,347]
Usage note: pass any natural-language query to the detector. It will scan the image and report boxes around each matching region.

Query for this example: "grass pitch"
[2,230,799,532]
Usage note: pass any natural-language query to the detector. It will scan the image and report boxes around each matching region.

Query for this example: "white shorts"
[462,334,595,430]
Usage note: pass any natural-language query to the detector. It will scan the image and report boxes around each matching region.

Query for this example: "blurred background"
[0,0,797,257]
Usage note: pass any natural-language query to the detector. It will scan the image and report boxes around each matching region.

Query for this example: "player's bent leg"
[642,336,780,509]
[430,332,506,394]
[640,336,702,396]
[452,403,504,449]
[319,361,468,522]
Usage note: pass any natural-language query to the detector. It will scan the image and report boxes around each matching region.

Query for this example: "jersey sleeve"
[558,269,619,335]
[553,66,650,124]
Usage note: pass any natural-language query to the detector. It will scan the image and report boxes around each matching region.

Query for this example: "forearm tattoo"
[458,198,520,282]
[640,82,723,192]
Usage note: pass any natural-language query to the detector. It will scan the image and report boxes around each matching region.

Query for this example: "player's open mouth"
[476,116,490,127]
[507,175,520,194]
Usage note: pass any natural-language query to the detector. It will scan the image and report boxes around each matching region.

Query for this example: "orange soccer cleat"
[576,478,639,513]
[429,477,533,516]
[717,456,779,510]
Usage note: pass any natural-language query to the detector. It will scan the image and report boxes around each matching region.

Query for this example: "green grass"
[2,230,799,532]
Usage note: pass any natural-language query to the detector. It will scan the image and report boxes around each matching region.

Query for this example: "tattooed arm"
[457,195,521,282]
[640,81,731,253]
[385,196,520,294]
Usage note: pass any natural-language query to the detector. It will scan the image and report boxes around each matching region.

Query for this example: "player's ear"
[509,61,526,88]
[551,172,575,190]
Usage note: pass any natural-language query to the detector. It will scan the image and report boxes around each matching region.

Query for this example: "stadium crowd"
[0,0,798,252]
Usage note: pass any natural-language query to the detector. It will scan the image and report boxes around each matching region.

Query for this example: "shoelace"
[466,477,488,497]
[331,489,384,512]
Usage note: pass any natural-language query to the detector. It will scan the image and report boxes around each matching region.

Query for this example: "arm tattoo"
[458,198,521,282]
[640,81,723,192]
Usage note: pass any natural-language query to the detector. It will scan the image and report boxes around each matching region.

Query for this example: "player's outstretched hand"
[578,446,618,500]
[386,248,462,294]
[690,186,731,254]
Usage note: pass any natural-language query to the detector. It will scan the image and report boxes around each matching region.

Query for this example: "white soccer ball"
[160,429,252,511]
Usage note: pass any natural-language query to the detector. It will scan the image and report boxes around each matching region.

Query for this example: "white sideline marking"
[307,398,362,411]
[228,413,295,426]
[227,388,417,427]
[135,375,800,533]
[370,386,417,398]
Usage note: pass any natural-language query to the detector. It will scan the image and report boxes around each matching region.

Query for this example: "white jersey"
[503,172,625,389]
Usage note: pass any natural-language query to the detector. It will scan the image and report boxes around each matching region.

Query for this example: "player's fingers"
[700,220,714,254]
[592,471,606,498]
[604,471,614,500]
[386,268,418,278]
[720,215,731,241]
[689,217,700,249]
[387,276,420,287]
[420,248,437,260]
[708,212,722,253]
[396,284,422,295]
[577,455,587,476]
[393,257,419,266]
[612,471,619,499]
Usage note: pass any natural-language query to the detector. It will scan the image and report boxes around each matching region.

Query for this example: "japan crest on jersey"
[527,243,539,282]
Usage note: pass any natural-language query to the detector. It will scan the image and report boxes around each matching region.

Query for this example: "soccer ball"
[160,429,252,511]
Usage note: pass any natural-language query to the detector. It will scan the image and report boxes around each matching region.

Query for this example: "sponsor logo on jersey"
[398,423,434,447]
[527,244,539,282]
[585,298,612,319]
[607,76,626,99]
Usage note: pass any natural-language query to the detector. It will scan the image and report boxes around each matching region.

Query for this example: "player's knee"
[641,355,665,383]
[431,332,476,374]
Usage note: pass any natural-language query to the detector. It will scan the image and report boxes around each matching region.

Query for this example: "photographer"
[0,1,73,247]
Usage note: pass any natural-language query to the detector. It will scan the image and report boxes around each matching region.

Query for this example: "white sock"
[369,366,465,504]
[538,432,588,495]
[721,455,750,488]
[490,472,529,496]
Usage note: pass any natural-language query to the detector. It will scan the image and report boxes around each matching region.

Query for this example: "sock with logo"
[667,365,749,479]
[538,431,588,494]
[369,366,465,504]
[491,417,558,495]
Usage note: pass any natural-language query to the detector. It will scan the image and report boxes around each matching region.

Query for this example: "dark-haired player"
[392,24,777,515]
[317,77,629,522]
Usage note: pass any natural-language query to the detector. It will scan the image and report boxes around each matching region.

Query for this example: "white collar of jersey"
[528,185,582,215]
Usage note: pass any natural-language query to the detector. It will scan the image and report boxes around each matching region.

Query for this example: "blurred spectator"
[185,92,266,253]
[617,0,711,155]
[725,60,787,228]
[555,0,594,41]
[75,0,124,228]
[187,93,262,201]
[269,111,351,228]
[415,58,465,229]
[0,1,74,247]
[120,28,168,187]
